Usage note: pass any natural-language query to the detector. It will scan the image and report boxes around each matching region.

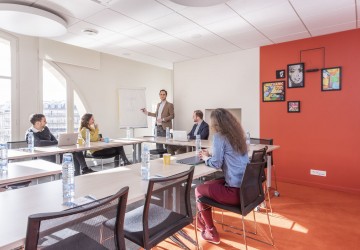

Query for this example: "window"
[43,61,86,138]
[0,37,11,143]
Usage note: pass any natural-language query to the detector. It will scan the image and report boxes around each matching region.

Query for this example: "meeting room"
[0,0,359,249]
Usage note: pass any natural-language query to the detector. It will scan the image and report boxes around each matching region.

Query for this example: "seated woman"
[196,108,249,244]
[80,113,131,166]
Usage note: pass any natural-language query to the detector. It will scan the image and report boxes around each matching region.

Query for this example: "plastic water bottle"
[62,153,75,205]
[85,129,90,146]
[28,131,34,152]
[246,132,251,146]
[166,127,170,140]
[126,127,132,139]
[141,145,150,180]
[195,134,201,155]
[0,144,8,172]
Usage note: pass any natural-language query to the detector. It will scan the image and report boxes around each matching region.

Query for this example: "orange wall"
[260,29,360,193]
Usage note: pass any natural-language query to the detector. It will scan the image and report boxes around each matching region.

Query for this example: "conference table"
[0,152,216,250]
[7,139,145,164]
[0,139,279,249]
[131,136,280,189]
[0,160,62,188]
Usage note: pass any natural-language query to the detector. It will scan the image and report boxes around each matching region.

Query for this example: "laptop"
[176,156,204,165]
[58,133,79,146]
[172,130,189,142]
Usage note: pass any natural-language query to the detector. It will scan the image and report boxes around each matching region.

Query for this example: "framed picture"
[287,63,305,88]
[288,101,300,113]
[262,81,286,102]
[276,69,285,79]
[321,67,341,91]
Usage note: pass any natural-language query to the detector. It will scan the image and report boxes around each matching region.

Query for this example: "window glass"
[43,62,67,138]
[0,38,11,77]
[0,79,11,143]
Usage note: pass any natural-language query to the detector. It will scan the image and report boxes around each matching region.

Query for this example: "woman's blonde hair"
[210,108,247,155]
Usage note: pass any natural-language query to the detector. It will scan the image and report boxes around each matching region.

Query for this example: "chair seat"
[104,204,190,247]
[44,232,107,250]
[198,196,242,214]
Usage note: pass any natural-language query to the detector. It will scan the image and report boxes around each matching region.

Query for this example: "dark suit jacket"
[148,101,175,129]
[188,120,209,140]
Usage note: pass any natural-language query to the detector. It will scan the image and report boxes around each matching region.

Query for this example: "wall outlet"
[310,169,327,177]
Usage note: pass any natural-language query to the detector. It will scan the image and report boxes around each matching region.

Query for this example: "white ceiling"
[2,0,359,69]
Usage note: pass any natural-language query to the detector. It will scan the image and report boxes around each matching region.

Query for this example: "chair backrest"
[142,166,195,247]
[240,162,266,216]
[7,140,28,149]
[250,137,274,164]
[25,186,129,250]
[250,147,267,163]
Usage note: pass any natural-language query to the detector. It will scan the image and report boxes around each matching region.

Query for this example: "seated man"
[167,110,209,155]
[25,114,94,175]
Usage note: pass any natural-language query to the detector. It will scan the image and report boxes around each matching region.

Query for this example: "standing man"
[25,113,94,175]
[168,110,209,155]
[142,89,174,150]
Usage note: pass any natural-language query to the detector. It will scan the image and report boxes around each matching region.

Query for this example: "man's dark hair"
[159,89,167,96]
[30,114,45,125]
[194,110,203,120]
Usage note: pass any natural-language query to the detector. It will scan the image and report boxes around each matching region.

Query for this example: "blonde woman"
[80,113,131,166]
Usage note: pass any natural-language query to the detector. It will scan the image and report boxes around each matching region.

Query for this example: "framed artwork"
[287,63,305,88]
[276,69,285,79]
[288,101,300,113]
[321,67,341,91]
[262,81,286,102]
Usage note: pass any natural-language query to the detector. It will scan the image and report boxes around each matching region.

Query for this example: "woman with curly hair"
[196,108,249,244]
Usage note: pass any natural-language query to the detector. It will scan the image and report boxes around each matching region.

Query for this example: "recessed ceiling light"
[82,28,98,36]
[0,3,67,37]
[168,0,229,7]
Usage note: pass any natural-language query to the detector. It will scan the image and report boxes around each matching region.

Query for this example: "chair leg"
[252,211,258,235]
[272,164,280,196]
[241,215,248,250]
[264,200,275,246]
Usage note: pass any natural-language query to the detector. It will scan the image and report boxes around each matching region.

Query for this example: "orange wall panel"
[260,29,360,193]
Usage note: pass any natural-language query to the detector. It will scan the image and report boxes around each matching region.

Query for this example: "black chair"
[101,166,197,249]
[25,186,129,250]
[250,138,279,197]
[197,162,274,249]
[6,141,32,189]
[250,147,272,213]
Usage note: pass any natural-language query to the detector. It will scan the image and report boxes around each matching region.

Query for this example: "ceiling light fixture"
[0,3,67,37]
[168,0,229,7]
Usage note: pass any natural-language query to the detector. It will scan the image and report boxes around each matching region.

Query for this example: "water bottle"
[62,153,75,205]
[85,129,90,146]
[141,145,150,180]
[0,144,8,172]
[126,127,132,139]
[246,132,251,146]
[28,131,34,152]
[166,127,170,140]
[195,134,201,155]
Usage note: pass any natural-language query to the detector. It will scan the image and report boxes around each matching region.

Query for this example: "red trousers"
[195,178,240,228]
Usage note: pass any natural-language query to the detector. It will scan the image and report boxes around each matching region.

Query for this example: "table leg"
[267,154,272,188]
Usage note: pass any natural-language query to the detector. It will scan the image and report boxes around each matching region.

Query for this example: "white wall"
[9,33,172,140]
[173,48,260,137]
[56,53,172,138]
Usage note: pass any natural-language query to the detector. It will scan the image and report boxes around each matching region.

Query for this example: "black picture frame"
[262,81,286,102]
[321,67,341,91]
[287,63,305,88]
[276,69,286,79]
[288,101,300,113]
